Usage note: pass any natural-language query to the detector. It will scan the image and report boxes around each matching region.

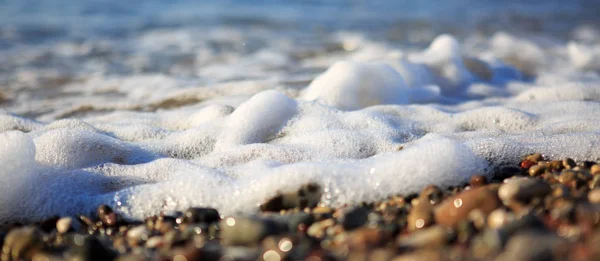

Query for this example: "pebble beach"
[2,155,600,260]
[2,1,600,260]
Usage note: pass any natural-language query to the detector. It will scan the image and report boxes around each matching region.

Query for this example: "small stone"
[469,175,487,187]
[590,175,600,189]
[346,227,383,250]
[419,185,444,205]
[126,225,151,246]
[434,186,501,227]
[181,207,220,224]
[261,183,321,212]
[520,160,535,169]
[470,229,503,259]
[589,188,600,203]
[307,219,335,239]
[591,164,600,175]
[498,178,551,203]
[56,217,73,234]
[1,227,44,261]
[68,234,117,261]
[97,205,118,227]
[552,184,570,198]
[562,158,576,169]
[219,217,281,245]
[487,209,516,229]
[495,231,567,261]
[558,170,577,185]
[391,250,446,261]
[397,225,453,249]
[31,252,63,261]
[144,236,165,249]
[407,199,434,231]
[528,165,546,177]
[341,207,371,230]
[524,153,543,163]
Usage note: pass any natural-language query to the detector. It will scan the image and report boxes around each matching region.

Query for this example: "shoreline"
[2,154,599,261]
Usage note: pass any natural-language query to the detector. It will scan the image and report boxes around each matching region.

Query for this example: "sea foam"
[1,31,600,222]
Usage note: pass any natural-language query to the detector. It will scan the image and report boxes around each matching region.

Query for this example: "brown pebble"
[496,231,568,261]
[589,188,600,203]
[558,170,576,185]
[407,199,434,231]
[487,209,516,229]
[591,164,600,175]
[346,227,383,250]
[56,217,72,234]
[528,165,546,177]
[434,186,501,227]
[470,175,487,187]
[391,250,447,261]
[1,227,44,261]
[397,225,453,249]
[520,160,535,169]
[524,153,543,163]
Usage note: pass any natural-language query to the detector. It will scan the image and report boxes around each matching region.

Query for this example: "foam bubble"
[300,61,409,110]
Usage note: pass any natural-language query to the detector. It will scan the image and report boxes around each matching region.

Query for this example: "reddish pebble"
[520,160,535,169]
[470,175,488,187]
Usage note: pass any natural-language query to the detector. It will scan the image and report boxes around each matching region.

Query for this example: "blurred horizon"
[1,0,598,47]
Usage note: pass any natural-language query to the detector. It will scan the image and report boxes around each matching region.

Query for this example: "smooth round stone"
[562,158,576,169]
[341,207,371,230]
[524,154,543,163]
[219,217,280,246]
[528,165,546,177]
[487,209,516,229]
[591,164,600,175]
[397,225,453,249]
[68,234,117,261]
[495,231,567,261]
[346,227,383,249]
[407,199,434,231]
[469,175,488,187]
[589,188,600,203]
[498,178,551,203]
[391,250,445,261]
[182,207,220,224]
[260,183,322,212]
[434,186,501,227]
[97,205,118,227]
[307,219,335,239]
[126,225,151,246]
[56,217,73,234]
[1,227,44,261]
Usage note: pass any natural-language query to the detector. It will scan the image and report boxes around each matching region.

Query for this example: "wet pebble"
[341,207,371,230]
[434,186,501,226]
[261,183,322,212]
[588,188,600,203]
[219,217,280,246]
[498,178,551,204]
[397,225,453,249]
[1,227,44,261]
[56,217,73,234]
[496,231,567,261]
[180,207,220,224]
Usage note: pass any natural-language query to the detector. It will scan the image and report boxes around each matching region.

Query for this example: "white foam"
[2,30,600,222]
[300,61,409,110]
